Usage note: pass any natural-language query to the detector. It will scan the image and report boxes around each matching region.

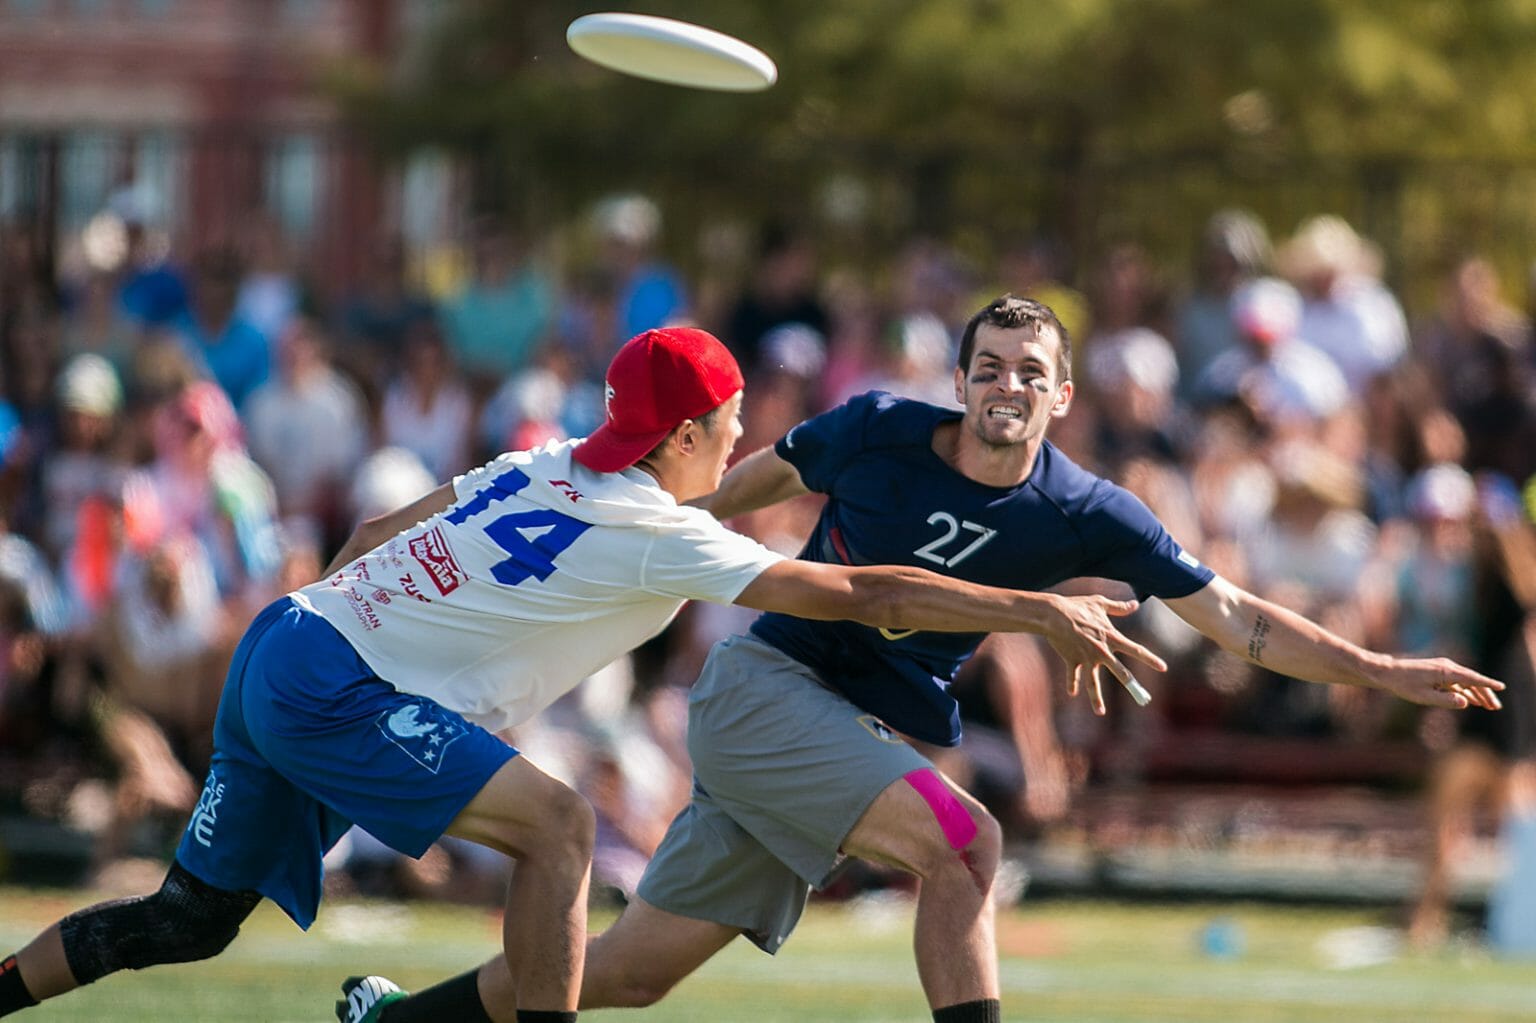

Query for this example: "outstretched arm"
[1164,575,1503,710]
[734,560,1167,713]
[320,482,457,578]
[693,446,808,520]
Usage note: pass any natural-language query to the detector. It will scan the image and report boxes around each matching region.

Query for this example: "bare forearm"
[1168,577,1504,710]
[736,561,1164,701]
[844,566,1068,634]
[320,481,457,580]
[1238,599,1385,685]
[1172,578,1384,687]
[736,560,1061,631]
[320,523,391,578]
[695,446,807,520]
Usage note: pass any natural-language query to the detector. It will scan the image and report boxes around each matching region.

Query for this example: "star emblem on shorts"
[375,703,467,775]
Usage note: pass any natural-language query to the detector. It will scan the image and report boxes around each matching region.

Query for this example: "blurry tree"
[330,0,1536,303]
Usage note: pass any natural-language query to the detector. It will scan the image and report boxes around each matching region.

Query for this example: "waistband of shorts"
[731,633,847,700]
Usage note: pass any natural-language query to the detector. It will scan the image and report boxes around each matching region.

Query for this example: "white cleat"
[335,974,408,1023]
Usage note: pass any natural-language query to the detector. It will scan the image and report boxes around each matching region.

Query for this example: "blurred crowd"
[1,195,1534,938]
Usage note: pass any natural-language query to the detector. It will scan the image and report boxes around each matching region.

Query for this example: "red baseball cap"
[573,327,744,473]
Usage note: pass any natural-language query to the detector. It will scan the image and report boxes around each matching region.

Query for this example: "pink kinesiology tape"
[904,769,977,850]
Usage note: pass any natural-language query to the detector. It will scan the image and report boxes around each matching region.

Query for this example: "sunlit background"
[4,2,1536,1019]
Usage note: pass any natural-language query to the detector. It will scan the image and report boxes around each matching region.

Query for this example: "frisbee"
[566,13,777,92]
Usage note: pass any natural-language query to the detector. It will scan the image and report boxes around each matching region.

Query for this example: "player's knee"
[964,810,1003,876]
[929,806,998,863]
[60,863,259,984]
[151,916,243,967]
[902,770,1000,883]
[916,810,1000,902]
[546,784,597,856]
[509,780,595,862]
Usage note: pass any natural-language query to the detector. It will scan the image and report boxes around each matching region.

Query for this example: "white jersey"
[298,439,784,732]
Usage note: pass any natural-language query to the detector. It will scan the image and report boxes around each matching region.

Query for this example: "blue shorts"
[175,597,519,928]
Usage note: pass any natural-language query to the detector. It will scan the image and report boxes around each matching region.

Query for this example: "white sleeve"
[451,451,521,503]
[640,514,785,604]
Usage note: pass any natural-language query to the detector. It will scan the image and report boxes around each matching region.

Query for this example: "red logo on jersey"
[550,479,584,502]
[398,573,432,602]
[409,526,467,595]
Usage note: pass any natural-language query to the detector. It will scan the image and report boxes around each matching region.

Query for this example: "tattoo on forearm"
[1247,613,1272,664]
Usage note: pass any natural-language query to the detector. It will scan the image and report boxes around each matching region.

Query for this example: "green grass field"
[3,887,1535,1022]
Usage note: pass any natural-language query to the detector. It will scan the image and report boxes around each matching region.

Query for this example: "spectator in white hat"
[1195,276,1349,429]
[41,356,131,594]
[1278,215,1408,395]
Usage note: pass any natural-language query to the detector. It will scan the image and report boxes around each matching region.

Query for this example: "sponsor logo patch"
[398,573,431,603]
[409,526,467,595]
[856,714,902,744]
[376,701,468,774]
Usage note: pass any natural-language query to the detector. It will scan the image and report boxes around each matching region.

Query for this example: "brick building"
[0,0,442,294]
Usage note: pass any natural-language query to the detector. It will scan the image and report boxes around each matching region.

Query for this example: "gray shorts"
[636,634,930,953]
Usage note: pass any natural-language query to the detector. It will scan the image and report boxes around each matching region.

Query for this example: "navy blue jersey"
[750,392,1214,746]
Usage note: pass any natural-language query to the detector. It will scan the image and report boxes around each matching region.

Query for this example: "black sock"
[933,998,1001,1023]
[0,956,39,1017]
[515,1013,576,1023]
[379,969,493,1023]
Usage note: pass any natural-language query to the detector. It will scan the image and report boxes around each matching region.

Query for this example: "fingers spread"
[1099,651,1132,687]
[1114,635,1168,673]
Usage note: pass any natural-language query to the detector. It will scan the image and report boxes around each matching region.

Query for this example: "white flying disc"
[567,13,777,92]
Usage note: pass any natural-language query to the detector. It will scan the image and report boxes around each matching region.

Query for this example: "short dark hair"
[957,294,1072,383]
